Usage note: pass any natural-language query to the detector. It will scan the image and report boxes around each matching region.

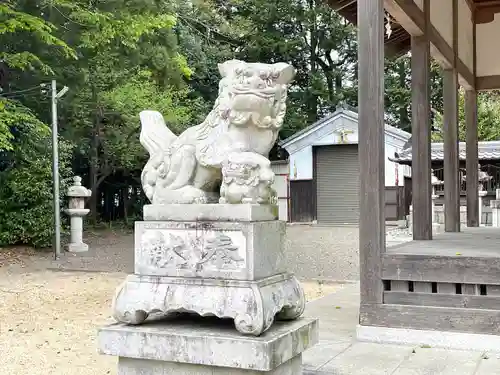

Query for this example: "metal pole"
[52,79,61,259]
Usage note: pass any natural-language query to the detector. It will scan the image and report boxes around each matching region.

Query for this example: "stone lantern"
[64,176,92,252]
[462,164,492,226]
[431,170,443,225]
[408,170,443,228]
[477,164,493,192]
[478,165,492,226]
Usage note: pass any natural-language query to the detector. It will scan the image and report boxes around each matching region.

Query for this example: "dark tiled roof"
[390,141,500,163]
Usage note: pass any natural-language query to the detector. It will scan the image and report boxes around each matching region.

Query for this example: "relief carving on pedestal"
[141,229,245,271]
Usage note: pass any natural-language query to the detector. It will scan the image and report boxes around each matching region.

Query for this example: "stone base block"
[98,316,318,373]
[134,220,286,280]
[65,242,88,253]
[143,203,279,222]
[112,273,305,336]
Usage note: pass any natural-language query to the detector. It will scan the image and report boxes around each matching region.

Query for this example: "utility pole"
[51,80,69,259]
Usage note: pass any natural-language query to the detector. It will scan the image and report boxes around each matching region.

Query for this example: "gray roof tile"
[390,141,500,162]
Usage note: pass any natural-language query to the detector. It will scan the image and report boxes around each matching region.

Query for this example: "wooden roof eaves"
[328,0,475,88]
[326,0,412,58]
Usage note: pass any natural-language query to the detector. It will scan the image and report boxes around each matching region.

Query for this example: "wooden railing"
[432,168,466,194]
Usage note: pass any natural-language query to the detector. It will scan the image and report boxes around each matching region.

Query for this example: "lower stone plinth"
[65,242,89,253]
[98,316,318,374]
[116,356,301,375]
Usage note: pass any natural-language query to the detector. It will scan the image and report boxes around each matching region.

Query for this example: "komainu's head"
[216,60,295,129]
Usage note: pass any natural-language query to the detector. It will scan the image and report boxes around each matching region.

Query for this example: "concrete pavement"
[302,282,499,375]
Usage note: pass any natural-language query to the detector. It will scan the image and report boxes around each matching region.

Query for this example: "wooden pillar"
[443,69,460,232]
[466,90,479,227]
[357,0,384,307]
[410,0,432,240]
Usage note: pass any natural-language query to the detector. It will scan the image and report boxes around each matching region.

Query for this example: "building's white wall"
[289,145,313,180]
[384,142,403,187]
[287,132,406,187]
[430,1,453,49]
[271,161,289,176]
[271,161,289,222]
[288,116,359,181]
[403,164,412,178]
[414,0,423,11]
[281,112,410,221]
[458,0,474,73]
[476,14,500,77]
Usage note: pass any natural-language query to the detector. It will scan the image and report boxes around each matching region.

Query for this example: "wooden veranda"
[327,0,500,342]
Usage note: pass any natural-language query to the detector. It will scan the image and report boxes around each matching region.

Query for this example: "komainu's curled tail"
[139,110,178,201]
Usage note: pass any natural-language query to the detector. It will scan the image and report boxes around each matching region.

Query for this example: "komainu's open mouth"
[232,86,276,98]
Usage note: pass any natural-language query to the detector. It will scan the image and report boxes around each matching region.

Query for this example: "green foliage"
[0,1,75,73]
[384,56,444,133]
[88,70,202,172]
[81,13,177,49]
[4,0,500,249]
[189,0,358,135]
[100,70,196,133]
[0,100,73,248]
[0,99,16,151]
[0,1,76,247]
[432,90,500,142]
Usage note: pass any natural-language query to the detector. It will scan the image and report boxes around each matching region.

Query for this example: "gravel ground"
[0,223,412,374]
[0,256,339,375]
[0,270,119,375]
[0,225,410,375]
[285,225,359,281]
[0,224,410,282]
[285,224,412,281]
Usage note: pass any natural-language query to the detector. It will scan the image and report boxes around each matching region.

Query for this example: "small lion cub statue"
[220,152,277,205]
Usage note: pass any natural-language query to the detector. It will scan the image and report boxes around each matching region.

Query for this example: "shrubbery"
[0,100,73,248]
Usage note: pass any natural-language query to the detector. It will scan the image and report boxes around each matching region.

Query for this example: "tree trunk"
[89,124,99,223]
[123,186,129,226]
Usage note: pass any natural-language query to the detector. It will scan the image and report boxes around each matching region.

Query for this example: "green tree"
[0,100,73,247]
[432,90,500,142]
[35,0,200,222]
[195,0,358,138]
[0,1,74,75]
[0,0,76,247]
[384,55,444,133]
[0,0,74,149]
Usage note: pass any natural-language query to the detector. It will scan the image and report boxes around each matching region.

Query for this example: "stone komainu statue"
[139,59,295,205]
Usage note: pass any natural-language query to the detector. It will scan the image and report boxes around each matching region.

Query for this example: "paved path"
[302,283,498,375]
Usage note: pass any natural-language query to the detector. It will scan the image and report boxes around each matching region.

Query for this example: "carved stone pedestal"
[113,273,305,336]
[99,59,317,374]
[110,204,306,337]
